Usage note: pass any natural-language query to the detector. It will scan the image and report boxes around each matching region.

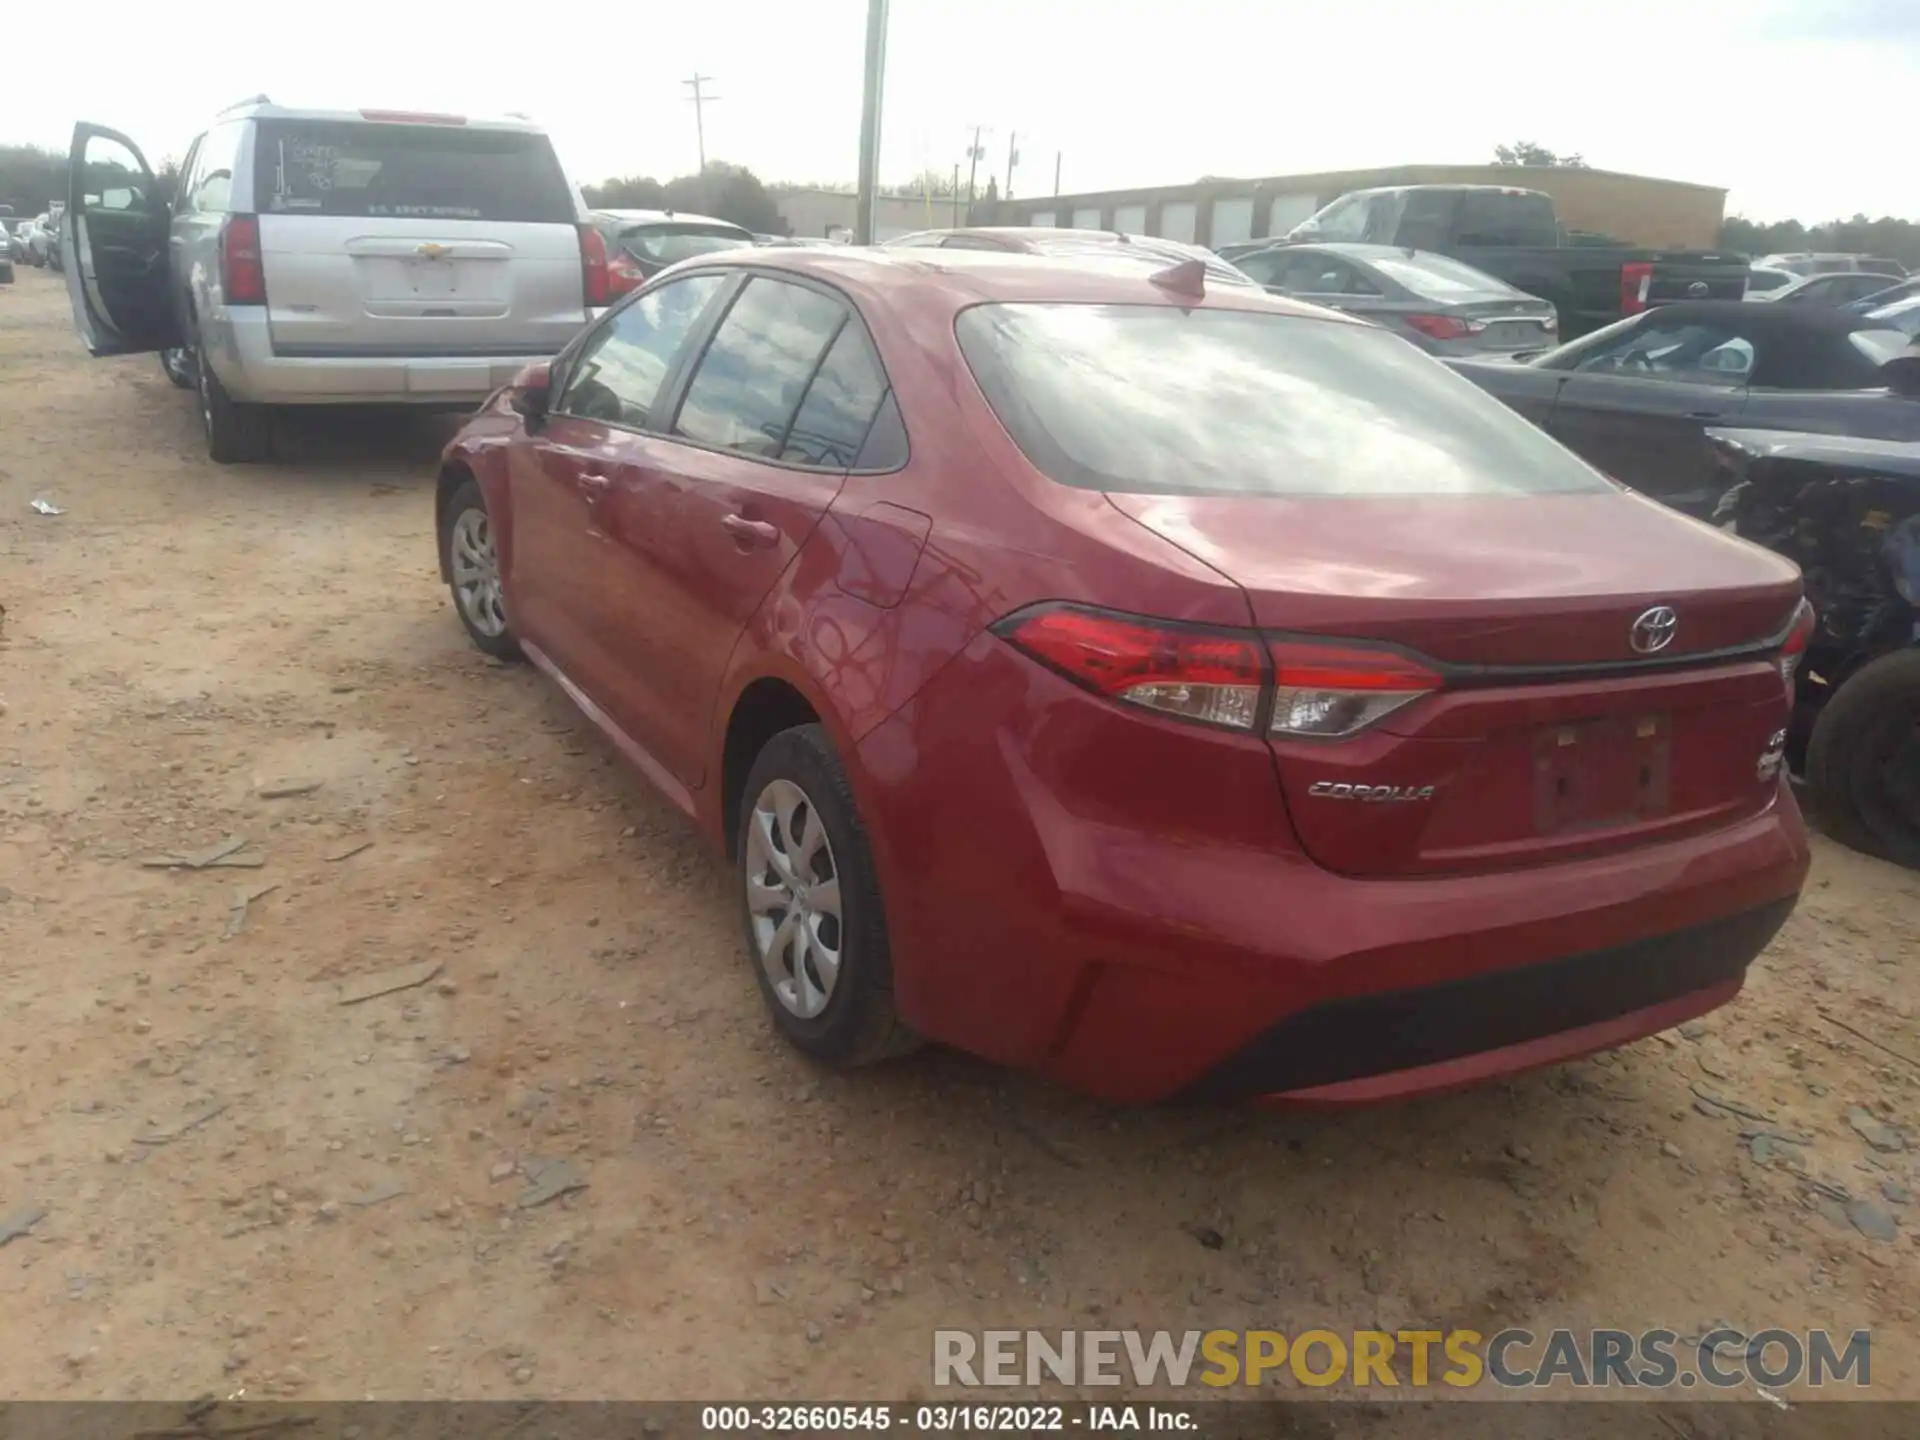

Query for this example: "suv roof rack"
[217,94,273,116]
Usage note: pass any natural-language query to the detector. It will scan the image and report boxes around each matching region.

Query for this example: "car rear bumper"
[852,636,1812,1105]
[206,311,561,405]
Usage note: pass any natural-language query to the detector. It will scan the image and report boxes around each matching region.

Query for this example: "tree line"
[10,136,1920,269]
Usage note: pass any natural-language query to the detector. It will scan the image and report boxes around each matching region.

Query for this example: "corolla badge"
[1630,605,1678,654]
[1308,782,1436,803]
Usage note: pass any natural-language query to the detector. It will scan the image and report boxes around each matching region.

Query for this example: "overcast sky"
[0,0,1912,221]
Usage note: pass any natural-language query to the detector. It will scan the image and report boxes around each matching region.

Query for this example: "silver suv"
[61,102,604,462]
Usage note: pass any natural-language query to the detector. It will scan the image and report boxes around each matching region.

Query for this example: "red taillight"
[1404,314,1474,342]
[996,604,1266,731]
[1621,261,1654,316]
[579,224,611,307]
[1267,639,1441,738]
[607,249,646,297]
[994,604,1444,738]
[1779,598,1815,695]
[220,214,266,305]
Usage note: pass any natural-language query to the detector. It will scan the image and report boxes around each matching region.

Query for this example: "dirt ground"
[3,267,1920,1414]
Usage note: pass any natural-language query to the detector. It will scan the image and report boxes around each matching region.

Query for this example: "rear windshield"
[253,120,574,223]
[1366,251,1514,300]
[619,223,752,266]
[954,303,1612,497]
[1746,269,1793,293]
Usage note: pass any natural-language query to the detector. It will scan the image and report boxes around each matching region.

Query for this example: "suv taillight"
[220,215,266,305]
[994,603,1442,738]
[579,224,611,307]
[1620,260,1654,316]
[1779,598,1816,696]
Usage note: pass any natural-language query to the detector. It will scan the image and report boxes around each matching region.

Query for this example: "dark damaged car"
[1708,425,1920,867]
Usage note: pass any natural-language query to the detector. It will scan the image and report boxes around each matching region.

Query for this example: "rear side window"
[782,325,890,468]
[1452,191,1558,247]
[674,278,850,459]
[252,120,574,222]
[1367,251,1513,300]
[955,303,1611,497]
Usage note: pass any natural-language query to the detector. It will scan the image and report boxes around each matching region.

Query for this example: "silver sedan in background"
[1231,241,1559,356]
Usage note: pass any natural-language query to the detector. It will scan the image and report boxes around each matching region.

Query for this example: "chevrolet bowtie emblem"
[416,242,451,260]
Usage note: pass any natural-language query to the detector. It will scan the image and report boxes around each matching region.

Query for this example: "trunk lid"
[250,117,585,358]
[1109,490,1802,877]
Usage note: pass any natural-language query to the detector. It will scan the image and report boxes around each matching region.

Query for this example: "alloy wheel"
[745,778,843,1019]
[449,508,508,638]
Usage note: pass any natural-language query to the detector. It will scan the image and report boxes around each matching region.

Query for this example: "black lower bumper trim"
[1180,897,1797,1102]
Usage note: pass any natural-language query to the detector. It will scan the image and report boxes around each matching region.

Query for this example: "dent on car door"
[63,124,182,356]
[1543,320,1751,513]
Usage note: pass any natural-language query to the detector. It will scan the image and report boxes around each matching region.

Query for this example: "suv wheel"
[1806,649,1920,869]
[737,725,920,1066]
[160,346,196,390]
[196,349,272,464]
[439,478,521,660]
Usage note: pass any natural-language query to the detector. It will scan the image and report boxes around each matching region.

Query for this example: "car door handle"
[722,513,781,549]
[578,472,612,496]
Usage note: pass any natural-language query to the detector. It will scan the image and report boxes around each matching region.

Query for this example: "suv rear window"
[253,120,574,223]
[954,303,1612,497]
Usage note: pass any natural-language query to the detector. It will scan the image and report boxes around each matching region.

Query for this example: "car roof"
[903,228,1257,285]
[690,245,1359,320]
[592,209,748,230]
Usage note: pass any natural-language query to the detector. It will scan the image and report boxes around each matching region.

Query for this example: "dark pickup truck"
[1282,184,1749,338]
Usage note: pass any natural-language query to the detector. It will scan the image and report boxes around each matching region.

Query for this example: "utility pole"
[1053,151,1062,197]
[853,0,889,245]
[951,163,960,226]
[1004,131,1019,202]
[683,74,719,174]
[963,126,988,219]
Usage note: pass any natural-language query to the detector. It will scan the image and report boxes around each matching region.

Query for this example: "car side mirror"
[509,361,552,424]
[1884,354,1920,400]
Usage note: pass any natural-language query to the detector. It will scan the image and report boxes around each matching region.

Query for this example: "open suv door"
[62,124,182,357]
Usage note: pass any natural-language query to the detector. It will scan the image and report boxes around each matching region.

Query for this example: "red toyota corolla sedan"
[434,246,1813,1105]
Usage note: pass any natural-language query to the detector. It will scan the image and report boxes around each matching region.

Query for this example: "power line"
[683,74,720,174]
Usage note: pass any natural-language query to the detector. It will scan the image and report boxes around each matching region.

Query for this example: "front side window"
[252,120,574,222]
[1566,319,1755,382]
[558,273,725,426]
[954,302,1612,498]
[673,278,849,458]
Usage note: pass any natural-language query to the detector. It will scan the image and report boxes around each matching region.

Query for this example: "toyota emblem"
[1687,281,1709,297]
[1630,605,1678,654]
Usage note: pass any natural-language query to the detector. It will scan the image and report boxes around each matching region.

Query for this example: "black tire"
[1806,649,1920,869]
[736,724,920,1066]
[438,478,521,660]
[197,351,272,464]
[160,346,196,389]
